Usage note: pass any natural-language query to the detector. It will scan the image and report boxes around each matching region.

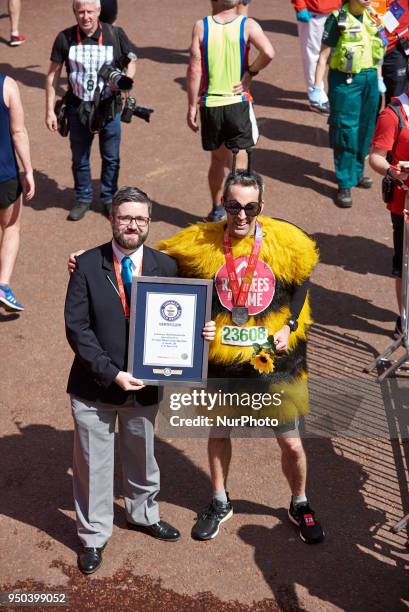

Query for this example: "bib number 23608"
[221,325,268,346]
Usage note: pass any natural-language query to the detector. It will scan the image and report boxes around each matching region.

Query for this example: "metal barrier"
[365,208,409,532]
[365,208,409,382]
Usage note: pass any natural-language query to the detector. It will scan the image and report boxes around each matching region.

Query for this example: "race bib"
[221,325,268,346]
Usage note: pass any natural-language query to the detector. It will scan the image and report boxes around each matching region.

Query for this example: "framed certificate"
[128,276,213,385]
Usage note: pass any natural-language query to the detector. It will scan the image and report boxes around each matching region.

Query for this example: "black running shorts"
[200,101,259,151]
[0,177,22,209]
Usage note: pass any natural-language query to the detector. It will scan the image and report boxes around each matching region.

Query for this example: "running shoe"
[9,34,26,46]
[206,206,226,222]
[288,500,325,544]
[0,286,24,312]
[191,495,233,540]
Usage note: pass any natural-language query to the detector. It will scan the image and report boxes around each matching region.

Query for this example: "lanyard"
[223,222,263,308]
[76,24,103,46]
[112,253,143,317]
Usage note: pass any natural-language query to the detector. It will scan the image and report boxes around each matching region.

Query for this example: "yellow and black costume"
[157,217,318,421]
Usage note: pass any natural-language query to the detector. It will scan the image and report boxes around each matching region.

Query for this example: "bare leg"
[276,434,307,497]
[208,436,232,492]
[8,0,21,34]
[209,146,229,207]
[0,198,22,284]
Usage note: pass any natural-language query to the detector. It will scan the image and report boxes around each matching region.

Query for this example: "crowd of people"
[1,0,409,576]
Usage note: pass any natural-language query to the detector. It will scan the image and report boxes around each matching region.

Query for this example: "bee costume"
[159,226,317,421]
[158,164,318,422]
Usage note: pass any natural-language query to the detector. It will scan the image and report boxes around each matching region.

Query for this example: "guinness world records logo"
[160,300,182,321]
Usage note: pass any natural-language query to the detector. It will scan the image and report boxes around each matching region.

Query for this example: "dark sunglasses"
[224,200,262,217]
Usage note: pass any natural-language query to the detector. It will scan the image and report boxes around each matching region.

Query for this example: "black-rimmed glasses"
[116,215,151,227]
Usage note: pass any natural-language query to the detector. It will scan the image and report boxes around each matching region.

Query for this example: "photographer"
[45,0,136,221]
[370,91,409,337]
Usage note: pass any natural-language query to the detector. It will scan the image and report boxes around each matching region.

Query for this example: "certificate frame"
[127,276,213,385]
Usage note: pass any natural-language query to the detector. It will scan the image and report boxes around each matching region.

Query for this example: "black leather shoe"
[336,188,352,208]
[67,201,90,221]
[127,520,181,541]
[77,545,105,574]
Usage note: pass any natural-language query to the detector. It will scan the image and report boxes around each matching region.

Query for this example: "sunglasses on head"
[224,200,262,217]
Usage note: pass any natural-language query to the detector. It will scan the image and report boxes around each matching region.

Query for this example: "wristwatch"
[286,318,299,332]
[247,68,259,77]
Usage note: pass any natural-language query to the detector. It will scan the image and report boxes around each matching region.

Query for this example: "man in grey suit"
[65,186,215,574]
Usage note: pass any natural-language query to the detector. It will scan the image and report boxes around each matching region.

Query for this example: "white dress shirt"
[111,240,144,276]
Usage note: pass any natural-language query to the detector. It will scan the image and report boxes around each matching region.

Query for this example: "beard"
[113,228,148,251]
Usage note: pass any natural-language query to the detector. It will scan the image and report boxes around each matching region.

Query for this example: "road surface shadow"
[257,18,298,37]
[28,171,202,227]
[138,46,189,65]
[0,63,67,95]
[174,77,308,112]
[254,148,337,197]
[0,311,20,322]
[312,232,392,277]
[258,116,328,148]
[0,424,212,552]
[238,437,408,611]
[311,282,396,336]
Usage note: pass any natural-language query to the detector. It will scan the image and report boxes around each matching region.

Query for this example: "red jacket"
[291,0,341,12]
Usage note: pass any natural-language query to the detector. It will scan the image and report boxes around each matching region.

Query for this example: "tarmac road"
[0,1,408,610]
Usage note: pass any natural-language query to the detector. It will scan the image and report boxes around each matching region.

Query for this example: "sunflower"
[250,350,275,374]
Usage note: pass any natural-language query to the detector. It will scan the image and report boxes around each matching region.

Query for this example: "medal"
[223,222,263,326]
[231,306,249,325]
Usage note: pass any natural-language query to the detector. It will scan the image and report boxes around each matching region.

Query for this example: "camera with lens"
[98,52,137,92]
[121,96,154,123]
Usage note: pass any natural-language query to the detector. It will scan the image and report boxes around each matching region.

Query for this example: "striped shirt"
[200,15,252,108]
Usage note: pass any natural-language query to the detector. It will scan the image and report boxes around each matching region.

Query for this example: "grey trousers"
[71,395,160,547]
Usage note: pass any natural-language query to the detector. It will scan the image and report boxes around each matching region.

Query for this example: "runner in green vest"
[313,0,386,207]
[187,0,274,221]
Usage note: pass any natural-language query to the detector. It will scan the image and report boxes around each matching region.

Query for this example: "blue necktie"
[121,256,133,305]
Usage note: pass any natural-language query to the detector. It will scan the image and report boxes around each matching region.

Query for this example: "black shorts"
[0,177,22,210]
[200,101,259,151]
[391,212,404,277]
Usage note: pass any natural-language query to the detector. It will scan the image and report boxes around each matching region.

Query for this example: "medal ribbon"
[113,253,143,317]
[223,222,263,309]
